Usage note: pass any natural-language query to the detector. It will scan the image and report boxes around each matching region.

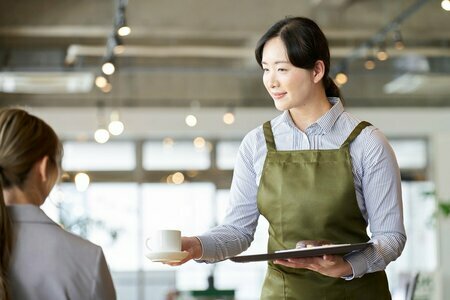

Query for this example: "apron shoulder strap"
[340,121,372,148]
[263,121,277,151]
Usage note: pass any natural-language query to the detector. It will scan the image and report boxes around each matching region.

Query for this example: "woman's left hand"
[273,254,353,278]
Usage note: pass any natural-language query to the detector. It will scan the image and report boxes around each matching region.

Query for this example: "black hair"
[255,16,340,98]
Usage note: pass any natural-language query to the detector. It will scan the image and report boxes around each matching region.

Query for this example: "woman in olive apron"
[258,120,390,299]
[174,17,406,300]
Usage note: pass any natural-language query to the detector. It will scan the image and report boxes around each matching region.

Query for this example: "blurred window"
[143,141,210,170]
[62,142,136,171]
[216,141,241,170]
[389,139,427,169]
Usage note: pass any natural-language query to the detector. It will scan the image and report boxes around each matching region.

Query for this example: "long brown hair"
[0,187,12,300]
[0,108,62,300]
[255,16,341,98]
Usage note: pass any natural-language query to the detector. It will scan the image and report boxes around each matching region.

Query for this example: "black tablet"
[229,242,372,263]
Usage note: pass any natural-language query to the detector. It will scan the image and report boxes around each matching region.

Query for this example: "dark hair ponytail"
[323,75,341,99]
[0,181,12,300]
[255,16,341,98]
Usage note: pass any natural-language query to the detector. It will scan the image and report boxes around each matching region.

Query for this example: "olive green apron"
[257,121,391,300]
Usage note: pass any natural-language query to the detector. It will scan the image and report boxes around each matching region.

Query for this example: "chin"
[273,102,291,112]
[274,106,286,112]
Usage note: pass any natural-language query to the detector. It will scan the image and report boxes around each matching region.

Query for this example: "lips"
[272,92,287,100]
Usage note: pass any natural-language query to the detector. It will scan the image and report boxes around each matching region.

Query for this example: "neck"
[289,90,331,132]
[3,185,43,206]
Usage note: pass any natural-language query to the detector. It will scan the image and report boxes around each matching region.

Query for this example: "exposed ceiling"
[0,0,449,109]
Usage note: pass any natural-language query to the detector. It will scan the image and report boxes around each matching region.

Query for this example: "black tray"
[229,242,372,263]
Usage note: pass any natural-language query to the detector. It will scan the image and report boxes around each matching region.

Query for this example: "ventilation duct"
[0,72,94,94]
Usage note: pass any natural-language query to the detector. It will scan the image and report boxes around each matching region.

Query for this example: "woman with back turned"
[0,108,116,300]
[170,17,406,299]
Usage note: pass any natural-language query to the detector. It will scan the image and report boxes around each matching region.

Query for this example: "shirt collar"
[7,204,56,225]
[281,97,344,134]
[316,97,344,134]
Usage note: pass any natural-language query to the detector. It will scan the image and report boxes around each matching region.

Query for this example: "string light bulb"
[163,137,174,149]
[116,15,131,37]
[113,35,125,54]
[108,120,123,135]
[223,108,235,125]
[442,0,450,11]
[95,101,110,143]
[393,30,405,50]
[185,114,197,127]
[74,172,90,192]
[102,61,115,75]
[116,4,131,37]
[94,128,110,144]
[172,172,185,184]
[95,75,108,89]
[335,71,348,86]
[193,137,206,149]
[364,56,376,70]
[108,110,124,136]
[376,50,389,61]
[118,25,130,37]
[376,42,389,61]
[100,82,112,93]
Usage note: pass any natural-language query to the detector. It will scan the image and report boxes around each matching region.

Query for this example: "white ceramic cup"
[146,229,181,252]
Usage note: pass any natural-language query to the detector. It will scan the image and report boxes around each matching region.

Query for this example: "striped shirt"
[198,98,406,279]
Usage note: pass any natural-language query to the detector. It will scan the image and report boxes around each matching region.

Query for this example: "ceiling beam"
[64,44,450,65]
[2,26,450,41]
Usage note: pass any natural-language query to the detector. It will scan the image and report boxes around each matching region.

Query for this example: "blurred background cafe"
[0,0,449,299]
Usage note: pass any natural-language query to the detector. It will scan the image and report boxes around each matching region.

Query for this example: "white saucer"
[145,251,189,263]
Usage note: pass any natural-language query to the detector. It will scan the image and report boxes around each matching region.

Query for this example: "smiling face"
[261,37,318,111]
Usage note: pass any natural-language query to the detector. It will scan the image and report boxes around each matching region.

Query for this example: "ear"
[37,156,50,182]
[312,60,325,84]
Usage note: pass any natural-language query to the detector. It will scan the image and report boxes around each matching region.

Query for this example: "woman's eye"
[278,68,287,72]
[262,68,269,72]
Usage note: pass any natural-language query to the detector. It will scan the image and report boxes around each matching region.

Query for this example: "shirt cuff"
[342,252,368,280]
[194,235,217,261]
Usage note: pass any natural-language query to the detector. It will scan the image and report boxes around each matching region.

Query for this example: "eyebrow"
[261,60,290,65]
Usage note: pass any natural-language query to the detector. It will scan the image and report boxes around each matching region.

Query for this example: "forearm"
[197,223,256,262]
[344,231,406,278]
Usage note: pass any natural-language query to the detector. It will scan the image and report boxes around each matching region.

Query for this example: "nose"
[266,73,279,89]
[270,80,279,88]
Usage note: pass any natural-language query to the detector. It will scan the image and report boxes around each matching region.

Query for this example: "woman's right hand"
[273,239,353,278]
[164,236,203,266]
